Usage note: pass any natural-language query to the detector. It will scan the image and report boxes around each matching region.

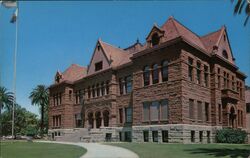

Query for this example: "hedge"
[216,128,247,144]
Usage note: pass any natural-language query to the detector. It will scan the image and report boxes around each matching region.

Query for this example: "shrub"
[216,128,247,144]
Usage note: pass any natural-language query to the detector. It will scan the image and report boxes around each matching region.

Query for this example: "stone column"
[104,83,107,96]
[158,66,162,83]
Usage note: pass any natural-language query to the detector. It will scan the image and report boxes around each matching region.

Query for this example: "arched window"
[152,64,159,84]
[143,66,150,86]
[103,110,110,127]
[222,50,228,59]
[151,33,160,46]
[161,60,168,82]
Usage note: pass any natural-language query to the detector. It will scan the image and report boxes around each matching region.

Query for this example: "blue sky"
[1,1,250,115]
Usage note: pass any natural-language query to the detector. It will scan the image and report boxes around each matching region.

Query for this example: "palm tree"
[233,0,250,26]
[29,85,48,137]
[0,86,14,114]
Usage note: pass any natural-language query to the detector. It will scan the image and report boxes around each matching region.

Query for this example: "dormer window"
[151,33,160,46]
[95,61,103,71]
[222,50,228,59]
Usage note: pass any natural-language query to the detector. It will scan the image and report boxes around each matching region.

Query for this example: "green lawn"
[0,141,87,158]
[109,143,250,158]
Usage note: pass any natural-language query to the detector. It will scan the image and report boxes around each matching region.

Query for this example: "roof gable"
[160,17,206,50]
[216,27,235,64]
[87,40,111,75]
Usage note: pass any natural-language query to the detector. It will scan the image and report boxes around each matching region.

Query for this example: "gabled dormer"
[213,26,235,64]
[146,24,165,48]
[87,40,111,75]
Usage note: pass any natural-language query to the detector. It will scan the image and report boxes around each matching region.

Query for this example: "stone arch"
[103,110,110,127]
[95,111,102,128]
[229,106,236,128]
[87,112,94,129]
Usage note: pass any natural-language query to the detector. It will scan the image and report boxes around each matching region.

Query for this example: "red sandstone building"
[48,17,247,143]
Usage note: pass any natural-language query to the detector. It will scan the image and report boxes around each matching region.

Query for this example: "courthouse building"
[48,17,247,143]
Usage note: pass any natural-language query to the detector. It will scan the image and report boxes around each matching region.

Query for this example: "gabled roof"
[99,40,131,67]
[60,64,87,82]
[200,28,222,53]
[160,16,206,51]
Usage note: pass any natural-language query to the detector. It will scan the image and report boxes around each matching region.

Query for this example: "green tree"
[29,85,49,137]
[0,104,39,136]
[0,86,13,113]
[233,0,250,26]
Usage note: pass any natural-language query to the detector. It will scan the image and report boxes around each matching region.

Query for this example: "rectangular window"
[162,130,168,143]
[125,107,132,123]
[106,81,109,95]
[204,65,208,87]
[95,61,103,71]
[143,131,149,142]
[205,103,210,121]
[119,78,123,95]
[218,104,222,123]
[191,131,195,143]
[224,72,227,88]
[188,58,193,81]
[143,102,150,121]
[119,108,123,124]
[152,131,158,142]
[199,131,203,143]
[196,62,201,84]
[161,99,169,120]
[101,83,105,96]
[197,101,203,121]
[232,76,235,91]
[189,99,194,120]
[88,87,91,98]
[125,75,132,93]
[217,68,221,89]
[247,103,250,113]
[151,101,159,121]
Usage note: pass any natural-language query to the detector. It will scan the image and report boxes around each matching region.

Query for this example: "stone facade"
[245,86,250,143]
[48,17,247,143]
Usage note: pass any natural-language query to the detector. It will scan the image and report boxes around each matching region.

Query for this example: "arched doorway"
[229,107,236,128]
[88,112,94,129]
[95,111,102,128]
[103,110,109,127]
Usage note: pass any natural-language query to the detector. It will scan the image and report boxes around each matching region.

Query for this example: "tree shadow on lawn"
[185,146,250,158]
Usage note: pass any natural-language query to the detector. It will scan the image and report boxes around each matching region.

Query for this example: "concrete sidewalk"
[37,141,139,158]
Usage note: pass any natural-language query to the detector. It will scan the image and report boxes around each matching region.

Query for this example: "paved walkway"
[37,141,139,158]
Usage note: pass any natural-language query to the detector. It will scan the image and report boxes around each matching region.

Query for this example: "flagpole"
[11,1,18,139]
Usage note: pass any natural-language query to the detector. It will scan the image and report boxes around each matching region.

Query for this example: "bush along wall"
[216,128,247,144]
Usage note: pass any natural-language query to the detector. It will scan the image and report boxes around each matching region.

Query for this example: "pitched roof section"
[200,28,223,53]
[99,40,131,67]
[160,17,206,51]
[60,64,87,82]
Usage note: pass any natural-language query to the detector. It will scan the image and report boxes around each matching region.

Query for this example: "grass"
[0,141,87,158]
[109,143,250,158]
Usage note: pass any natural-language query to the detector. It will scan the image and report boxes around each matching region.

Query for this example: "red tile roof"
[99,40,131,67]
[61,64,87,82]
[200,28,223,53]
[161,17,206,51]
